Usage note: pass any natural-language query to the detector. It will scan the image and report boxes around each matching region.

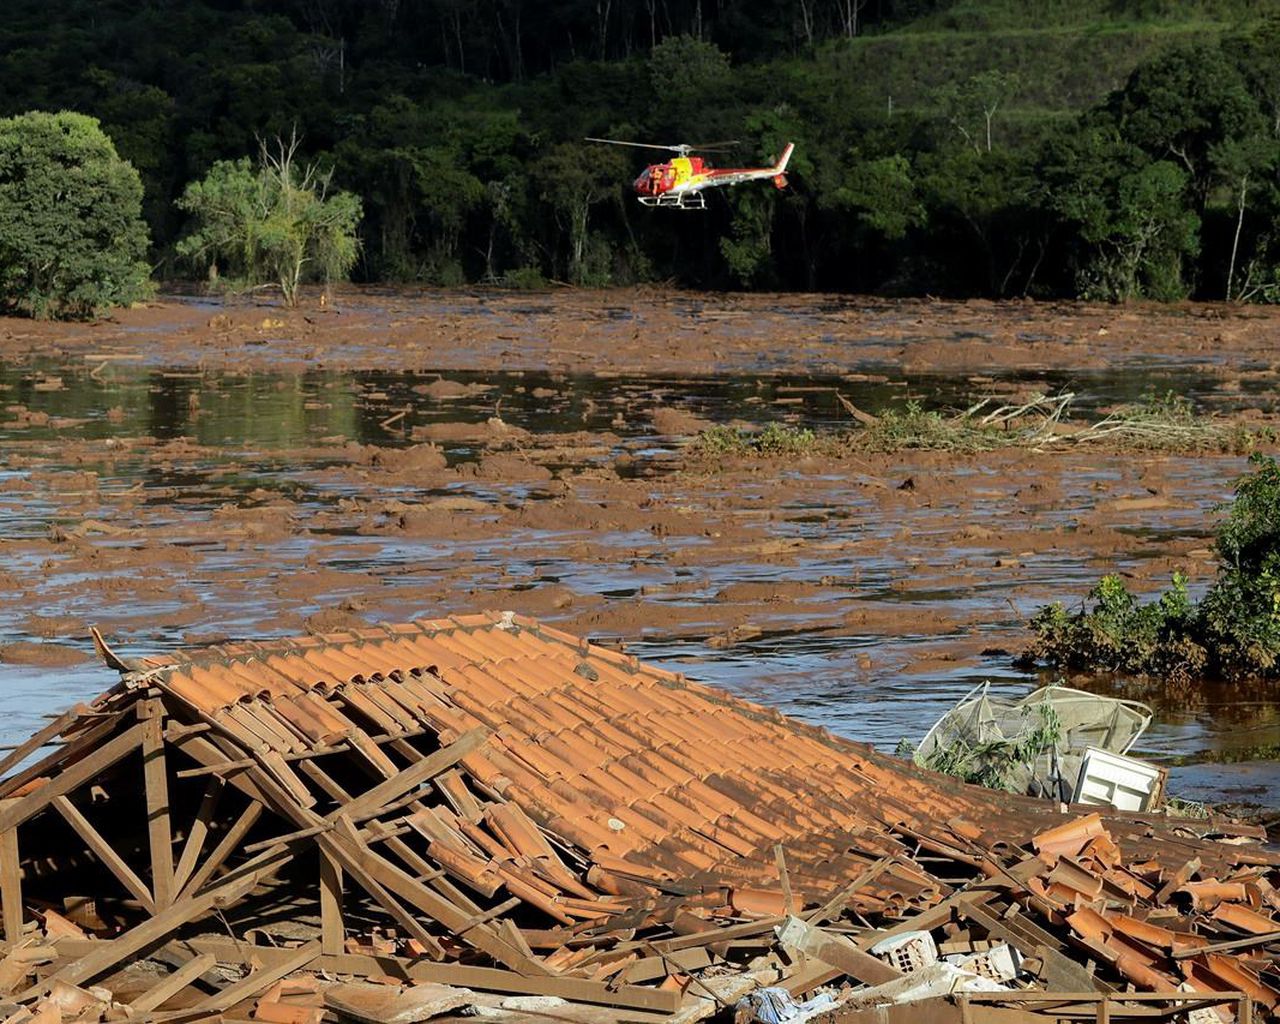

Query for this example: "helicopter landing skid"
[638,192,706,210]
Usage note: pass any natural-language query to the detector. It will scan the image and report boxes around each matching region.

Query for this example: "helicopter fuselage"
[632,145,794,209]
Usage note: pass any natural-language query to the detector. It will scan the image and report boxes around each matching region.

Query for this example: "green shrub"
[0,111,151,319]
[692,425,752,456]
[689,422,824,458]
[1026,572,1208,682]
[756,422,819,454]
[177,133,361,307]
[501,266,550,290]
[1025,453,1280,681]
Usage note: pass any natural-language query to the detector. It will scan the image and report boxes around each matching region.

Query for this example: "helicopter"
[585,137,795,210]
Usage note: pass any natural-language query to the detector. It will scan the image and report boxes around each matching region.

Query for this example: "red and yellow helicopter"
[585,137,796,210]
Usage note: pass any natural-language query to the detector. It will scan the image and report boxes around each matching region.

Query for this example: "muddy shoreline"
[2,289,1278,811]
[4,287,1279,377]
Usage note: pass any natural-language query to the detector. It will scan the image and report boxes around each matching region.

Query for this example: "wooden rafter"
[141,699,176,909]
[0,722,145,834]
[52,795,156,913]
[172,777,224,894]
[0,799,22,943]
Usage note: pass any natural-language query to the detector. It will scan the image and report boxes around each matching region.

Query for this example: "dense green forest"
[2,0,1279,300]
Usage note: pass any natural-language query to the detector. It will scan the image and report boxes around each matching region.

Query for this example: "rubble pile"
[0,613,1275,1024]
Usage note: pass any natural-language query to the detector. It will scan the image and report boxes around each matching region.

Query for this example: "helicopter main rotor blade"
[584,137,686,153]
[687,140,741,151]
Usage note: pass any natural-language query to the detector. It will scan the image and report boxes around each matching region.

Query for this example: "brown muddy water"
[2,293,1280,813]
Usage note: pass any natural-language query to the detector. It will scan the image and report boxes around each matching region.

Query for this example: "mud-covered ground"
[3,289,1280,810]
[6,287,1280,376]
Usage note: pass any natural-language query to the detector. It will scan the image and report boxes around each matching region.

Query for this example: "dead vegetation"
[687,392,1275,463]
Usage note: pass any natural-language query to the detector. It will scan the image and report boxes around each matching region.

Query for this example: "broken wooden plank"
[173,778,223,894]
[191,942,319,1012]
[129,953,218,1012]
[0,706,90,782]
[0,722,146,833]
[334,727,488,824]
[243,823,332,853]
[0,714,123,802]
[651,916,784,955]
[1170,931,1280,959]
[180,940,683,1013]
[776,915,900,986]
[0,799,23,943]
[168,733,272,807]
[775,844,796,915]
[621,946,716,983]
[320,851,344,957]
[180,799,264,898]
[806,855,896,925]
[175,759,255,779]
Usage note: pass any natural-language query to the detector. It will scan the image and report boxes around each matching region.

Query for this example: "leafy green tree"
[1111,43,1262,208]
[534,142,626,285]
[1226,16,1280,140]
[938,70,1021,153]
[834,154,924,240]
[0,110,151,318]
[176,132,362,306]
[919,144,1047,297]
[1044,126,1198,301]
[720,188,776,286]
[1211,134,1278,301]
[646,35,736,140]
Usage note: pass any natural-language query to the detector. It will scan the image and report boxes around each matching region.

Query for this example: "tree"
[0,111,151,319]
[177,132,362,306]
[1211,135,1278,301]
[533,142,625,285]
[646,35,734,139]
[834,154,924,240]
[720,188,776,286]
[938,71,1021,154]
[1111,43,1261,209]
[1044,126,1198,302]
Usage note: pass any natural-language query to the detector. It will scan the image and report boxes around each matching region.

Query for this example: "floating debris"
[914,682,1156,801]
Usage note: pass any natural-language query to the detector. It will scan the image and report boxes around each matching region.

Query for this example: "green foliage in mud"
[1026,453,1280,682]
[0,111,151,319]
[855,400,1022,452]
[690,423,826,458]
[691,392,1272,465]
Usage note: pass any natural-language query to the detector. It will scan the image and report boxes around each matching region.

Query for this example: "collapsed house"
[0,612,1277,1024]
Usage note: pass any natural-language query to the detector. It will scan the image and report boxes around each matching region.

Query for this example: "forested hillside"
[2,0,1278,299]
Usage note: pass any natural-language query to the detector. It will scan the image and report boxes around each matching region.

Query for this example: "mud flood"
[3,290,1280,811]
